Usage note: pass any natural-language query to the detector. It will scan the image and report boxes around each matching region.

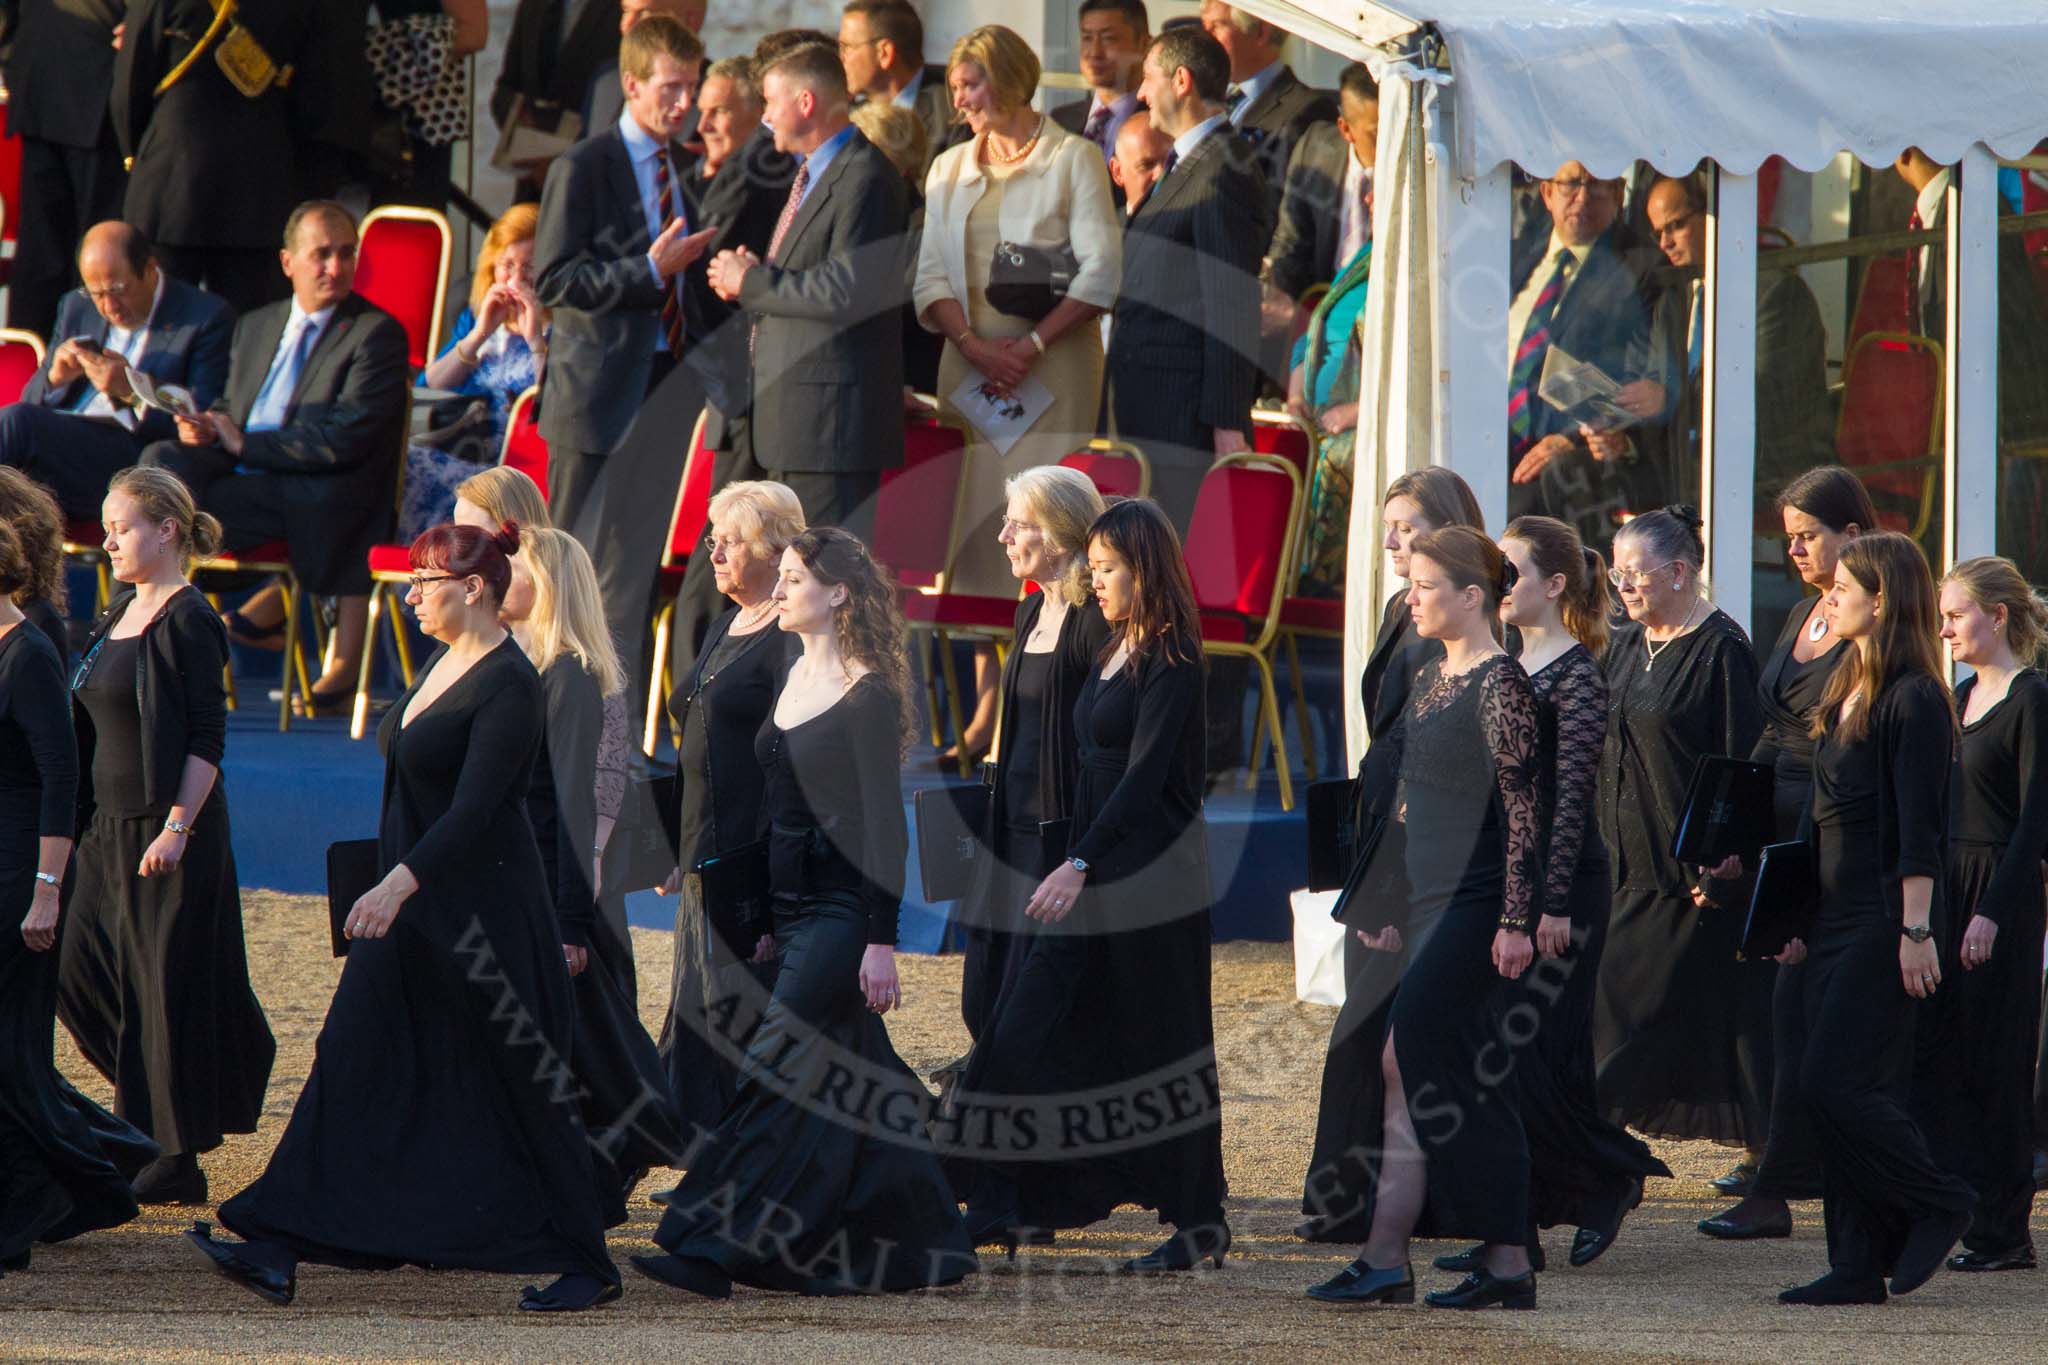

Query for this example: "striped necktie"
[752,162,811,360]
[1082,103,1113,154]
[653,146,684,354]
[1507,248,1574,448]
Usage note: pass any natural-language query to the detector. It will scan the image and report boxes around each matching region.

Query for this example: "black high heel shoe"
[1306,1258,1414,1304]
[630,1252,734,1299]
[1118,1222,1231,1274]
[518,1274,623,1312]
[184,1221,295,1306]
[1425,1268,1537,1310]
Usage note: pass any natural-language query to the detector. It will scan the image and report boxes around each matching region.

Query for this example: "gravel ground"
[3,891,2042,1364]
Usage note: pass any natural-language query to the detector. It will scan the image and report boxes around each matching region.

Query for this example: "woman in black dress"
[951,465,1108,1239]
[0,519,157,1272]
[1916,557,2048,1272]
[0,467,74,662]
[634,528,974,1298]
[57,467,273,1208]
[1306,526,1542,1309]
[1301,467,1485,1244]
[1702,467,1873,1239]
[189,521,619,1313]
[1777,531,1975,1305]
[1591,506,1766,1153]
[657,481,802,1133]
[508,527,683,1218]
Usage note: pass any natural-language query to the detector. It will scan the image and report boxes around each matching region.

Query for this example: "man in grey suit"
[1265,62,1378,305]
[142,201,410,709]
[1198,1,1335,228]
[5,222,233,519]
[838,0,961,182]
[708,40,909,539]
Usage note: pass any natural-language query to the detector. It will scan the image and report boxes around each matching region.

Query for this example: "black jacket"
[1265,120,1355,302]
[1231,65,1336,230]
[681,125,799,423]
[1,0,122,148]
[491,0,622,129]
[1508,228,1656,452]
[24,276,236,447]
[73,585,228,826]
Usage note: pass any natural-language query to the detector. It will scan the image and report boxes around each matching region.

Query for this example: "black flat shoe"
[1119,1223,1230,1274]
[1425,1268,1536,1310]
[1948,1244,2036,1273]
[518,1274,622,1312]
[133,1153,207,1206]
[1779,1269,1886,1305]
[1306,1258,1414,1304]
[630,1252,733,1299]
[183,1222,295,1306]
[1433,1239,1545,1274]
[1697,1206,1792,1240]
[1708,1161,1760,1196]
[1891,1210,1972,1295]
[1571,1175,1642,1267]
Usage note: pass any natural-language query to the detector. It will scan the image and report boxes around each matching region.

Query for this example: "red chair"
[500,385,549,495]
[0,328,42,401]
[194,540,316,731]
[1251,406,1315,481]
[641,408,718,753]
[874,411,975,760]
[2,330,121,611]
[356,206,453,372]
[0,99,19,288]
[1835,331,1942,540]
[1185,452,1304,810]
[1845,255,1916,357]
[1059,437,1151,499]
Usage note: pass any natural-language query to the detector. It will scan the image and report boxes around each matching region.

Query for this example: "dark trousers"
[774,468,880,544]
[9,132,126,338]
[0,405,146,519]
[152,245,286,319]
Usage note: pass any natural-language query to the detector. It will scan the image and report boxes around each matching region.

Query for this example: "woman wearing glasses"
[656,482,803,1133]
[1591,506,1766,1167]
[57,467,273,1210]
[190,521,620,1313]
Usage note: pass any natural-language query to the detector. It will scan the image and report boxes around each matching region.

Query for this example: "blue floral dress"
[398,308,542,541]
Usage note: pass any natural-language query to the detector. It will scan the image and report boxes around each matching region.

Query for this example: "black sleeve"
[172,597,228,767]
[850,682,908,945]
[1973,679,2048,925]
[1544,654,1607,922]
[1702,625,1765,902]
[1888,678,1953,885]
[1481,663,1543,932]
[237,314,411,474]
[6,639,78,838]
[1070,653,1201,869]
[541,661,601,946]
[1265,135,1322,302]
[1194,158,1272,435]
[406,664,543,891]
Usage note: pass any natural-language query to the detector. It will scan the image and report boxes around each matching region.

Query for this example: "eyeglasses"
[1653,210,1701,241]
[1545,177,1617,201]
[1608,560,1676,590]
[1000,517,1043,536]
[703,535,754,555]
[408,573,461,593]
[84,282,132,301]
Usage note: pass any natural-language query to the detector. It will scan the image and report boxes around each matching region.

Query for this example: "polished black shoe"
[1779,1269,1886,1305]
[1708,1161,1760,1196]
[1425,1268,1536,1310]
[1118,1223,1230,1274]
[1433,1241,1545,1274]
[184,1222,295,1306]
[1697,1205,1792,1241]
[1891,1210,1972,1295]
[629,1252,733,1300]
[518,1274,623,1312]
[1571,1176,1642,1268]
[1948,1244,2036,1273]
[1307,1258,1414,1304]
[134,1153,207,1206]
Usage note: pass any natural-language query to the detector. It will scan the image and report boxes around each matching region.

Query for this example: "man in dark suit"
[1051,0,1149,204]
[141,201,409,709]
[707,40,908,538]
[839,0,961,181]
[1198,1,1334,227]
[582,0,705,153]
[1110,26,1269,533]
[0,0,125,338]
[1266,62,1377,305]
[494,0,625,195]
[110,0,313,316]
[4,222,233,519]
[536,15,720,709]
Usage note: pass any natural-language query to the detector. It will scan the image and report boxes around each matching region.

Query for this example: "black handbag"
[985,240,1078,322]
[324,838,381,958]
[694,838,772,937]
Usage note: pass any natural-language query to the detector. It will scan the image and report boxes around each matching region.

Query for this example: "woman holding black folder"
[1915,557,2048,1273]
[1776,531,1974,1305]
[1702,466,1873,1239]
[1301,467,1485,1244]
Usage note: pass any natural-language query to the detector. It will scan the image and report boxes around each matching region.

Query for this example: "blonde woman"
[454,465,550,532]
[505,528,681,1220]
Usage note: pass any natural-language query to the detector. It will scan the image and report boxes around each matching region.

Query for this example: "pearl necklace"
[1642,598,1702,671]
[983,118,1044,166]
[732,598,777,633]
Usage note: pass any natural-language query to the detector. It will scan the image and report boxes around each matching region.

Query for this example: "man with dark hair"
[706,40,909,538]
[1198,1,1335,225]
[141,201,410,711]
[1266,61,1378,303]
[1052,0,1150,185]
[839,0,959,179]
[3,222,233,518]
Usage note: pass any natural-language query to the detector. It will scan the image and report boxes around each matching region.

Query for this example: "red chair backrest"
[0,336,40,404]
[1252,416,1312,477]
[1836,333,1939,533]
[667,412,716,564]
[1059,446,1143,499]
[0,101,19,248]
[1185,460,1296,619]
[875,416,967,590]
[500,389,550,498]
[356,211,449,371]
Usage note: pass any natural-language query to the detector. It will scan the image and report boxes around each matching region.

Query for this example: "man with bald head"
[1110,116,1174,219]
[4,222,234,518]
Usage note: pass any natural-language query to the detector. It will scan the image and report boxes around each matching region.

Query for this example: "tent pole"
[1946,143,1998,573]
[1703,167,1758,635]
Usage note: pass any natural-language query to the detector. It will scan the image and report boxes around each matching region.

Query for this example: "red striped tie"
[653,146,684,354]
[1508,248,1574,448]
[753,163,811,360]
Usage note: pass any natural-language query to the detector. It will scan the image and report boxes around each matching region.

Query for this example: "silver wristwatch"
[1901,923,1933,944]
[33,871,59,889]
[1068,856,1090,875]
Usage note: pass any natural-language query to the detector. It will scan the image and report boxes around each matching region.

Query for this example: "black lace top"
[1399,653,1543,932]
[1528,643,1608,920]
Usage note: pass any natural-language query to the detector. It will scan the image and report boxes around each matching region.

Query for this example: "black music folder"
[1671,756,1775,865]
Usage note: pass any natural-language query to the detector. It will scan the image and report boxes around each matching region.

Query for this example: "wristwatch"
[164,818,193,836]
[1901,923,1933,944]
[1068,856,1090,875]
[33,871,59,889]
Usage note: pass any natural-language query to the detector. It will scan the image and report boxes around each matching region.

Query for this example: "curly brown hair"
[789,527,917,754]
[0,468,67,612]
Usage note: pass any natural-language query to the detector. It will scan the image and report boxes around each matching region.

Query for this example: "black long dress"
[650,674,976,1293]
[56,587,273,1160]
[1749,599,1850,1201]
[1515,645,1669,1231]
[657,607,792,1134]
[0,622,157,1263]
[1802,675,1974,1280]
[1300,589,1442,1240]
[528,654,683,1220]
[218,639,616,1285]
[1915,669,2048,1256]
[1592,610,1769,1145]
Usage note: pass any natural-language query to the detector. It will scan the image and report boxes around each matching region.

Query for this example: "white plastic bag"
[1292,889,1347,1007]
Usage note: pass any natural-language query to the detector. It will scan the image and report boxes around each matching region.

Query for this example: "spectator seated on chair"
[400,204,550,542]
[140,200,410,718]
[4,222,234,520]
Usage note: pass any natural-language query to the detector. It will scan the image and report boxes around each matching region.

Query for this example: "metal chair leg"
[389,588,417,685]
[277,579,301,732]
[1253,651,1294,811]
[644,600,674,757]
[206,591,239,712]
[350,585,385,740]
[935,629,970,777]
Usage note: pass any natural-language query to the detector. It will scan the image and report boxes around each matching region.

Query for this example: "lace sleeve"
[594,690,629,824]
[1481,660,1543,932]
[1543,651,1608,921]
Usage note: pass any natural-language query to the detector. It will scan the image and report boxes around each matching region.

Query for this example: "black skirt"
[658,870,777,1137]
[960,823,1045,1044]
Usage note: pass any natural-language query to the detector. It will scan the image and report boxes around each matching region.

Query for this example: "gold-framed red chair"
[1058,437,1151,500]
[1250,405,1316,483]
[1836,330,1943,541]
[356,205,454,372]
[194,540,315,732]
[1184,450,1305,811]
[0,327,43,400]
[875,409,975,764]
[641,408,718,754]
[499,384,550,495]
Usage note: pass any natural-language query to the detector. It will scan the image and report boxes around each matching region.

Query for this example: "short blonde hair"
[470,203,541,311]
[1006,465,1104,606]
[850,101,926,183]
[707,479,806,554]
[621,13,704,82]
[947,25,1040,118]
[455,466,550,530]
[515,528,625,697]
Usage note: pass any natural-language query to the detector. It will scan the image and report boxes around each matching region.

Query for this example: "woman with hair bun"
[1590,505,1766,1164]
[1307,525,1544,1310]
[0,467,72,663]
[57,466,273,1209]
[1915,557,2048,1274]
[189,519,621,1314]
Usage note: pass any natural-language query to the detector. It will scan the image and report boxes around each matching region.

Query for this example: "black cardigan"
[1814,671,1954,925]
[72,585,229,826]
[528,655,602,947]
